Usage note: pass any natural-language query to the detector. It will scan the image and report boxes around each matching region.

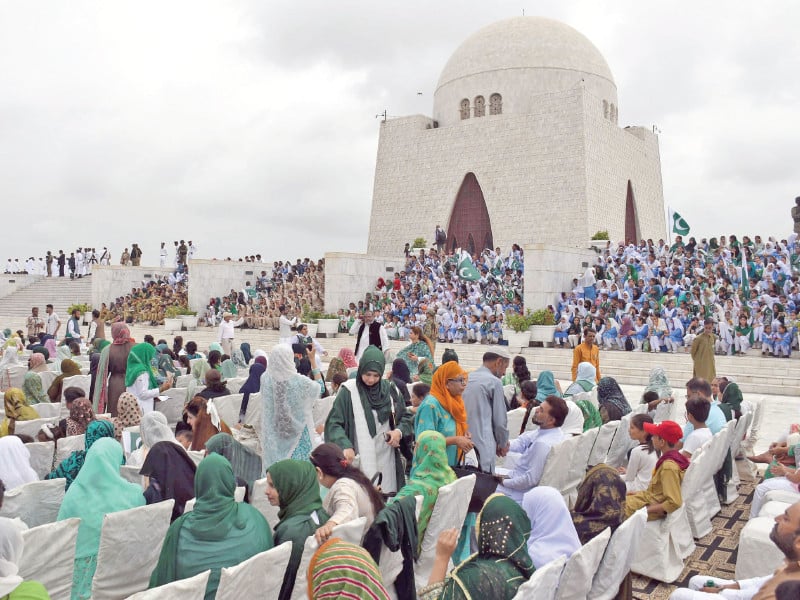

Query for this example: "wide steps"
[0,276,93,319]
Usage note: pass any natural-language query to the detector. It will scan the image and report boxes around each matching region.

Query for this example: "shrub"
[591,230,610,241]
[412,237,428,249]
[528,309,555,326]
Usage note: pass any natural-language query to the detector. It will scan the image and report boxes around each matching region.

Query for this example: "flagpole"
[666,204,673,247]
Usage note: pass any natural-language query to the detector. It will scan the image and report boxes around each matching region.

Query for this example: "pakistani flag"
[671,211,690,236]
[457,251,480,282]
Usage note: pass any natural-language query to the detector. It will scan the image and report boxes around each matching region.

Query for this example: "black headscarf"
[140,440,197,521]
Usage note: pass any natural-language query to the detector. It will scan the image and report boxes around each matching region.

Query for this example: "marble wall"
[324,253,407,314]
[523,243,597,312]
[91,266,176,309]
[0,275,41,299]
[186,260,273,313]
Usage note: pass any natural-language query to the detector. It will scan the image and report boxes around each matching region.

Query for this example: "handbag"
[451,448,503,513]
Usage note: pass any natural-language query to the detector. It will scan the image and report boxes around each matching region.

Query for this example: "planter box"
[305,324,318,337]
[180,315,198,331]
[316,319,339,337]
[504,330,531,352]
[164,318,183,333]
[529,325,556,347]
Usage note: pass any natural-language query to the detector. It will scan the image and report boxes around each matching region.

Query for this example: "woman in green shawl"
[220,358,238,380]
[419,493,534,600]
[562,362,602,431]
[57,437,145,600]
[150,453,273,600]
[266,459,330,600]
[125,343,172,414]
[721,380,744,420]
[186,358,211,401]
[535,370,561,401]
[324,345,413,495]
[45,420,115,490]
[395,326,435,379]
[417,357,434,386]
[391,430,456,542]
[22,354,48,404]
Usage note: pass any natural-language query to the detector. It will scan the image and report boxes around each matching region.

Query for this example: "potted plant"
[178,307,199,331]
[68,303,92,325]
[163,306,184,333]
[300,305,321,337]
[504,311,532,350]
[412,237,428,252]
[316,312,340,337]
[528,308,557,346]
[590,230,610,251]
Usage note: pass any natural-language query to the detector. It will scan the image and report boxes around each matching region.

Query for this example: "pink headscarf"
[44,338,57,359]
[111,322,131,345]
[338,347,358,369]
[29,353,47,371]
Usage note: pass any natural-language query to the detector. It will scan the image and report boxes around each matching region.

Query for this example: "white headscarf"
[0,517,26,596]
[561,400,585,436]
[0,437,38,491]
[575,362,597,385]
[138,411,177,449]
[522,486,581,569]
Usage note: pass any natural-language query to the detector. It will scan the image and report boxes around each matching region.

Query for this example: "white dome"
[434,17,617,126]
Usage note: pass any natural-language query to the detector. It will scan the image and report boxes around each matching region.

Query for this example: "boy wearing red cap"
[625,420,690,521]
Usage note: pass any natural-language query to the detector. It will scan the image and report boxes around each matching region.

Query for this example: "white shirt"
[279,315,297,338]
[127,372,160,414]
[46,312,61,336]
[218,317,244,341]
[682,427,713,457]
[624,444,658,492]
[351,320,390,360]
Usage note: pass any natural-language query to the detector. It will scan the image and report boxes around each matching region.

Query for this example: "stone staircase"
[0,276,93,324]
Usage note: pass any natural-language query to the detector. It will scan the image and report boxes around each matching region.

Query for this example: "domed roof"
[436,16,615,92]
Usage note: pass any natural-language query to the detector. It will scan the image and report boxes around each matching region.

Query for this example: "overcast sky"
[1,1,798,264]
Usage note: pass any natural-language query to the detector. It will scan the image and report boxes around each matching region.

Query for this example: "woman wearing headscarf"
[415,361,472,466]
[419,494,534,600]
[390,358,412,404]
[237,356,266,425]
[392,430,456,541]
[22,354,48,405]
[155,345,181,381]
[47,359,81,403]
[46,420,115,489]
[126,342,172,414]
[205,432,263,494]
[571,464,627,544]
[535,370,561,402]
[185,396,232,451]
[325,345,413,494]
[111,392,142,441]
[417,357,434,386]
[641,366,676,419]
[186,358,211,401]
[140,440,196,521]
[220,359,237,380]
[43,338,57,363]
[597,377,632,421]
[564,362,597,396]
[260,344,320,470]
[66,398,95,437]
[99,322,133,416]
[57,438,145,599]
[522,486,581,569]
[396,326,435,379]
[197,370,230,400]
[150,453,272,600]
[721,381,744,420]
[266,459,330,600]
[307,539,390,600]
[324,356,347,385]
[127,411,177,468]
[0,436,38,491]
[337,347,358,372]
[0,388,39,437]
[0,518,51,600]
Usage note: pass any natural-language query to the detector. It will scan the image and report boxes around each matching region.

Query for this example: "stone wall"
[91,266,176,309]
[186,260,273,313]
[324,253,407,314]
[0,275,41,299]
[522,243,597,312]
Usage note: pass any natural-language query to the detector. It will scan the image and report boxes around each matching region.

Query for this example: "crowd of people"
[103,268,189,326]
[2,307,796,600]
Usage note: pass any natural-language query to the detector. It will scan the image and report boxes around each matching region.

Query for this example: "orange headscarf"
[429,361,469,438]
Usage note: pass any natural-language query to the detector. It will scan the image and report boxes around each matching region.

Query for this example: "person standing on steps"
[57,250,66,277]
[691,318,717,382]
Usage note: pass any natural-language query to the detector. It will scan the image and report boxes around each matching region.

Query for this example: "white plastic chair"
[512,555,566,600]
[538,436,582,496]
[27,440,55,478]
[213,393,244,426]
[91,500,175,600]
[184,486,246,512]
[175,374,193,388]
[564,428,600,506]
[587,420,619,467]
[554,527,611,600]
[0,478,66,527]
[681,446,715,538]
[156,387,187,426]
[19,517,80,600]
[415,475,477,589]
[589,507,647,598]
[54,434,85,469]
[216,543,292,600]
[120,465,143,486]
[60,374,90,400]
[31,402,60,419]
[225,377,247,394]
[605,412,637,468]
[506,407,527,441]
[251,477,280,528]
[37,370,58,391]
[630,504,695,583]
[1,365,27,389]
[289,518,368,600]
[14,417,58,438]
[736,516,786,580]
[124,570,210,600]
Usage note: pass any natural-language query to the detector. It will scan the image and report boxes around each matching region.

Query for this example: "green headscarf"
[45,420,116,490]
[575,399,603,432]
[392,430,456,542]
[209,342,223,354]
[441,493,534,599]
[721,382,743,416]
[355,345,393,424]
[268,459,324,521]
[22,371,47,404]
[535,371,560,401]
[220,359,237,380]
[125,343,158,388]
[94,339,111,353]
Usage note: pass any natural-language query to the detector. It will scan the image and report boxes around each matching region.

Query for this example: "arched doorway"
[447,173,493,254]
[624,181,640,245]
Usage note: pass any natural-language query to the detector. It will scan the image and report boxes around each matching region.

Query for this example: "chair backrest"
[60,374,90,400]
[588,421,619,466]
[187,450,205,466]
[184,487,246,512]
[225,377,247,394]
[54,434,86,469]
[19,517,80,600]
[512,555,566,600]
[730,412,752,458]
[120,465,143,486]
[156,387,187,426]
[251,477,280,528]
[506,407,527,441]
[213,393,244,427]
[313,396,335,428]
[91,500,175,600]
[31,402,61,419]
[216,543,292,600]
[2,365,28,390]
[27,440,56,479]
[539,435,582,492]
[38,370,58,391]
[0,478,66,527]
[554,527,611,600]
[14,417,58,438]
[568,429,600,483]
[605,413,636,468]
[589,508,647,600]
[175,374,193,388]
[123,570,210,600]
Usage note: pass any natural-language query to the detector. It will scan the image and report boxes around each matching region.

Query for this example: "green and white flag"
[671,211,690,236]
[457,251,480,282]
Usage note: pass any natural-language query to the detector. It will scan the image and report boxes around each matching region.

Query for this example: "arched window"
[467,233,476,255]
[489,93,502,115]
[603,100,609,119]
[460,99,470,120]
[474,96,485,117]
